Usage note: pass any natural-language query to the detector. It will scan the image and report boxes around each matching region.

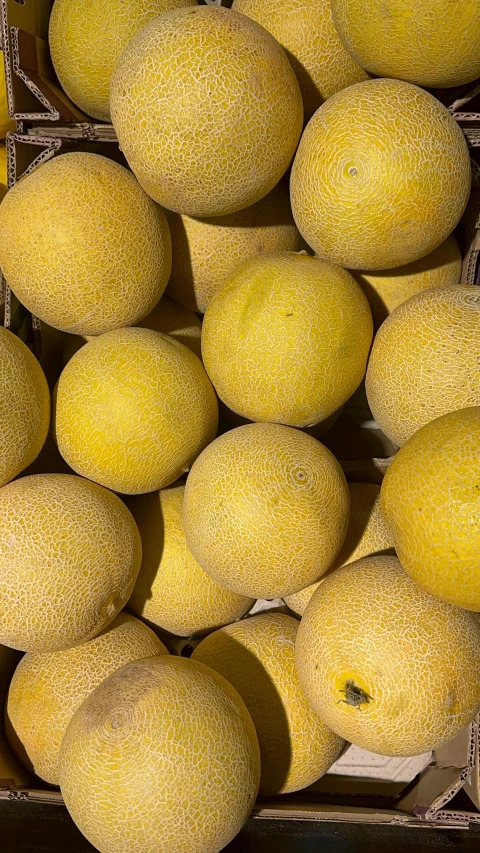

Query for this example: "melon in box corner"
[290,79,471,270]
[59,656,260,853]
[110,6,303,216]
[330,0,480,88]
[49,0,199,121]
[0,152,172,336]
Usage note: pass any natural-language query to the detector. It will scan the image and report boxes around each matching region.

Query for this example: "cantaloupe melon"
[0,474,141,653]
[0,153,172,336]
[201,252,372,427]
[193,613,344,795]
[127,484,254,636]
[0,52,15,139]
[166,182,300,314]
[290,79,471,270]
[59,656,260,853]
[110,6,303,217]
[381,407,480,611]
[5,612,168,785]
[365,285,480,446]
[49,0,198,121]
[285,481,394,615]
[183,423,350,599]
[54,328,218,495]
[232,0,368,120]
[331,0,480,88]
[0,327,50,488]
[295,555,480,755]
[352,233,462,329]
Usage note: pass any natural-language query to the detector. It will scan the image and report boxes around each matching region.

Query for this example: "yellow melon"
[202,252,372,427]
[285,481,394,615]
[365,285,480,447]
[166,181,300,314]
[0,327,50,488]
[183,423,349,599]
[59,656,260,853]
[0,153,172,336]
[381,407,480,611]
[232,0,368,121]
[193,613,344,795]
[127,484,254,636]
[61,294,203,368]
[54,327,218,495]
[110,6,303,217]
[0,52,15,139]
[331,0,480,88]
[290,79,471,270]
[352,233,462,329]
[49,0,198,121]
[296,555,480,756]
[5,612,168,785]
[0,474,141,653]
[0,144,8,201]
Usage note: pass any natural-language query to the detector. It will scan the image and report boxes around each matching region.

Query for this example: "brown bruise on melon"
[110,6,304,217]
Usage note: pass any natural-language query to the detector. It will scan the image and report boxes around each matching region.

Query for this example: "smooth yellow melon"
[54,327,218,495]
[365,285,480,447]
[352,233,462,329]
[49,0,197,122]
[193,613,344,795]
[127,484,254,636]
[61,294,203,368]
[285,481,394,615]
[0,474,141,653]
[5,612,168,785]
[183,423,349,599]
[0,144,8,201]
[232,0,368,121]
[202,252,372,427]
[166,182,300,314]
[331,0,480,88]
[296,555,480,755]
[110,6,303,217]
[0,52,15,139]
[381,407,480,611]
[0,153,172,336]
[0,327,50,488]
[59,656,260,853]
[290,79,471,270]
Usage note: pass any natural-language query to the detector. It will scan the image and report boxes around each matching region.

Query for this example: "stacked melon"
[0,2,479,853]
